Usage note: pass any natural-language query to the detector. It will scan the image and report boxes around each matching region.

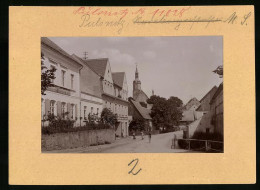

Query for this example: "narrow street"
[44,131,194,153]
[90,131,187,153]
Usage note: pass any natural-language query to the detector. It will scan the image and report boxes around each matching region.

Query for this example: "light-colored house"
[75,57,129,137]
[71,54,104,125]
[184,97,200,111]
[41,37,82,126]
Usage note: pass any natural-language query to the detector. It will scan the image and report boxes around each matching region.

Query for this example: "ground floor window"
[61,102,66,118]
[84,106,87,120]
[50,100,55,115]
[71,104,75,119]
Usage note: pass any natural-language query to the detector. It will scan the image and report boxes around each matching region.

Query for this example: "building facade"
[71,54,103,126]
[41,38,115,128]
[76,58,129,137]
[41,37,82,126]
[210,83,223,136]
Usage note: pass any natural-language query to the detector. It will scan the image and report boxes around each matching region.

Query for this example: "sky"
[49,36,223,104]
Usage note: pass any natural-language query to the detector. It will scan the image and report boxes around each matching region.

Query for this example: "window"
[91,107,93,114]
[61,103,66,118]
[84,106,87,119]
[50,66,55,83]
[61,70,66,87]
[71,74,74,89]
[50,100,55,115]
[97,108,99,115]
[71,104,74,119]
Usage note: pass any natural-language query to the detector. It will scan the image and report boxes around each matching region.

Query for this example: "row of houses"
[41,37,129,137]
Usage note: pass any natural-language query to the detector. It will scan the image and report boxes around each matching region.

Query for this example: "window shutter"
[57,101,61,117]
[67,103,72,119]
[45,99,50,116]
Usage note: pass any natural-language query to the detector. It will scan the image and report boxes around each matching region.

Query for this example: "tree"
[100,108,118,126]
[41,52,56,95]
[147,95,183,131]
[129,118,145,132]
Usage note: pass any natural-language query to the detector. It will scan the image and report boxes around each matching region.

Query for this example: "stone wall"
[42,129,115,151]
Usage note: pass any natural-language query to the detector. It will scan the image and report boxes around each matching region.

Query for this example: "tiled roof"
[112,72,125,88]
[130,99,152,120]
[135,89,149,100]
[199,86,218,102]
[84,58,109,77]
[185,97,199,105]
[210,82,223,104]
[41,37,82,67]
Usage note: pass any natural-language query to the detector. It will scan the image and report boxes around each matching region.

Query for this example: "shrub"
[42,119,112,135]
[105,141,111,144]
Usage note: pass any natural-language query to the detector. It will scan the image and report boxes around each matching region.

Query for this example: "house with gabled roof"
[74,56,130,137]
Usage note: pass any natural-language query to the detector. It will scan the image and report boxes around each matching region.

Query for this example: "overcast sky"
[49,36,223,104]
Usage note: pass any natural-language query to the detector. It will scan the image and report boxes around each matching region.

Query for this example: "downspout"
[79,64,83,127]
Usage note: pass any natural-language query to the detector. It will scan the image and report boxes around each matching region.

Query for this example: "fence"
[176,138,223,152]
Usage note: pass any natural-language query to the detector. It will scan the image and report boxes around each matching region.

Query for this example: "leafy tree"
[147,95,183,131]
[100,108,117,126]
[41,52,56,95]
[129,118,145,132]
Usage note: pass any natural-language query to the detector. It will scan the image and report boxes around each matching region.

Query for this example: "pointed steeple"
[135,63,139,80]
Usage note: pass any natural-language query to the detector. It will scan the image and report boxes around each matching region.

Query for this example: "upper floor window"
[71,74,74,89]
[97,108,99,115]
[50,65,56,83]
[91,107,93,114]
[61,70,66,87]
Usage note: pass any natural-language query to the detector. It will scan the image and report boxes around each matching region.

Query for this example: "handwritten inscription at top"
[73,7,252,34]
[73,6,191,19]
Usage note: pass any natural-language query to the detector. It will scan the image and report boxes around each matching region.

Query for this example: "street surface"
[44,131,195,153]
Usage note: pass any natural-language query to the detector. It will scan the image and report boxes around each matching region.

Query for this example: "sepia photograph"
[41,36,223,153]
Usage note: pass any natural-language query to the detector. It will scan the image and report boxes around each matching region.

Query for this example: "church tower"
[133,65,141,99]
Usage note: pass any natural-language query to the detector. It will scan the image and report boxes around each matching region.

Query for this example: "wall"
[42,129,115,151]
[42,91,81,126]
[191,112,215,138]
[211,90,223,135]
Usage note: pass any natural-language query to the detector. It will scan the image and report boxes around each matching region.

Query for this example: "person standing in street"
[133,131,136,140]
[148,132,151,143]
[141,131,144,140]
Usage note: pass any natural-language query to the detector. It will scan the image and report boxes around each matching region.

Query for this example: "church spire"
[135,63,139,80]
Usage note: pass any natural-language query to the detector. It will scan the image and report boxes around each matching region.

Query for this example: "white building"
[41,38,103,127]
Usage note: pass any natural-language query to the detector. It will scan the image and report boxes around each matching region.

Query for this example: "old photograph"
[41,36,223,153]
